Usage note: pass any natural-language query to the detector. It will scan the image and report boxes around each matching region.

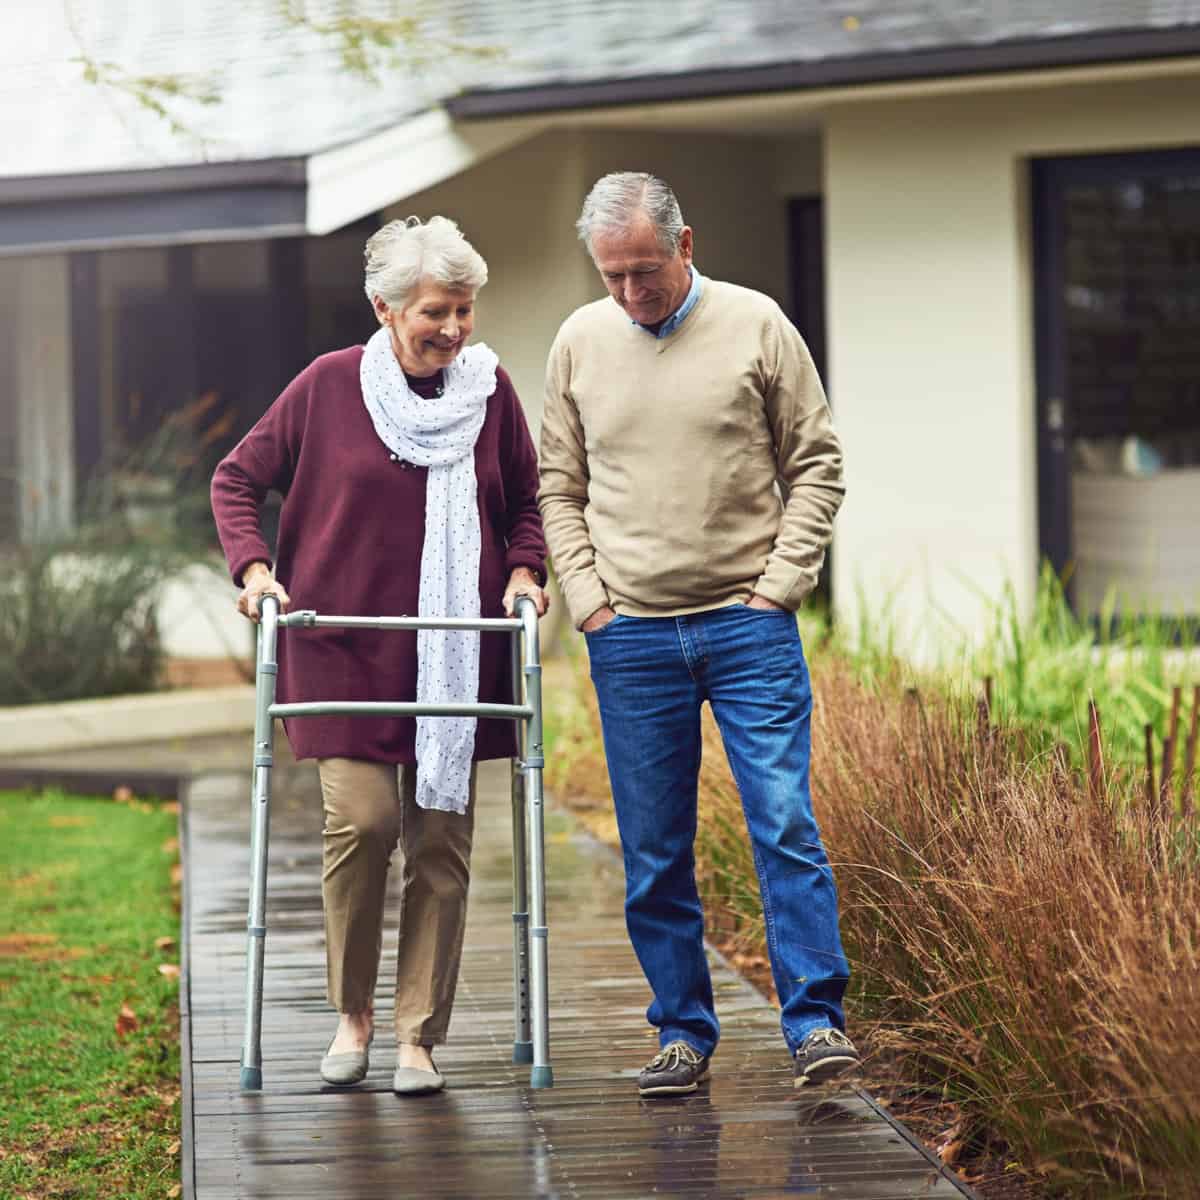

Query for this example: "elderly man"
[539,172,857,1097]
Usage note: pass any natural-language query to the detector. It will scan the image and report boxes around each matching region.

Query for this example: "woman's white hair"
[363,215,488,309]
[576,172,685,257]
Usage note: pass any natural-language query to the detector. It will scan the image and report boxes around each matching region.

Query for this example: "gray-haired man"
[538,172,858,1096]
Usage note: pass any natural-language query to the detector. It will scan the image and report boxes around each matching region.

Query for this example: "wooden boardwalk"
[178,748,972,1200]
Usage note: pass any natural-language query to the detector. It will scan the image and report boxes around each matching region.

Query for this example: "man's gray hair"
[576,172,685,257]
[363,215,488,309]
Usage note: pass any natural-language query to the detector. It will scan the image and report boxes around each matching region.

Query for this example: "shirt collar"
[633,267,704,339]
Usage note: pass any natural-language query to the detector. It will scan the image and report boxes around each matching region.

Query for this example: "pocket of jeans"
[583,613,626,638]
[740,603,792,617]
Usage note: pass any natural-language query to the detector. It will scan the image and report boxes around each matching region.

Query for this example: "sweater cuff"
[753,563,814,612]
[562,573,612,630]
[505,552,547,588]
[231,552,274,589]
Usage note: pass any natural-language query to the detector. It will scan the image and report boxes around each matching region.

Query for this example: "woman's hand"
[503,567,549,617]
[237,562,291,623]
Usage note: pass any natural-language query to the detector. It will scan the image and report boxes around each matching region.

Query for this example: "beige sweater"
[538,279,844,628]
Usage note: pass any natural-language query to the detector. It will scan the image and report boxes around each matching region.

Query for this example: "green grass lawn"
[0,788,183,1200]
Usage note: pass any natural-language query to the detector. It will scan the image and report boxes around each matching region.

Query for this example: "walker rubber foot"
[512,1041,534,1065]
[530,1065,554,1089]
[240,1066,263,1092]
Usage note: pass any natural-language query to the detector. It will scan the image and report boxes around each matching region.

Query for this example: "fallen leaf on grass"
[170,864,184,886]
[167,1185,182,1198]
[161,837,180,855]
[161,801,181,814]
[157,964,181,980]
[155,936,177,952]
[115,1003,139,1038]
[112,786,134,804]
[166,1138,181,1156]
[0,931,57,960]
[48,815,92,828]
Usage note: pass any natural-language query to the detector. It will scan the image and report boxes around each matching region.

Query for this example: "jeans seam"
[724,751,785,1000]
[674,618,701,681]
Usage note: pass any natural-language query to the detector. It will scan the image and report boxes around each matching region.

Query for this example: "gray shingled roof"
[7,1,1200,179]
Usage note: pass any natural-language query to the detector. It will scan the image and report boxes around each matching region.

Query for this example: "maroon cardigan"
[210,345,547,763]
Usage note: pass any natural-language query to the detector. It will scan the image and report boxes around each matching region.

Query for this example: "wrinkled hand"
[581,605,617,633]
[237,563,291,623]
[503,568,549,617]
[744,594,787,612]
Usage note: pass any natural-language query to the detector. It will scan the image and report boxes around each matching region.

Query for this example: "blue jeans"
[584,604,849,1057]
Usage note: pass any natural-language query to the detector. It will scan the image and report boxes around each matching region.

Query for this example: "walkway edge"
[0,685,255,757]
[178,775,198,1200]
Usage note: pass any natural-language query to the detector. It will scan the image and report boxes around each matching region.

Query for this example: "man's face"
[590,215,694,327]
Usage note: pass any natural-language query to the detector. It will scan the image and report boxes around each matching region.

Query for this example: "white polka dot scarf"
[360,327,497,815]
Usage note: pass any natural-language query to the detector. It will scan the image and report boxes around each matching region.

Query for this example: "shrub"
[0,394,232,706]
[0,544,166,705]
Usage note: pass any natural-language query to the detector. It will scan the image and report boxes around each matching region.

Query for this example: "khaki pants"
[317,758,476,1046]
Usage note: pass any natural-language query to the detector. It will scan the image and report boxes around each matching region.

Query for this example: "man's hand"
[237,562,291,623]
[745,594,787,612]
[503,567,550,617]
[581,605,617,633]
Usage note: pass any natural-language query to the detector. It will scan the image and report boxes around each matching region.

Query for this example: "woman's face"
[377,280,476,377]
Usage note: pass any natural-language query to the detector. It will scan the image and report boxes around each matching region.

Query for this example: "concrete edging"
[0,686,256,758]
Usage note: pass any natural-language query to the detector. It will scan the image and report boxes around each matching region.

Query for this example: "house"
[4,1,1200,657]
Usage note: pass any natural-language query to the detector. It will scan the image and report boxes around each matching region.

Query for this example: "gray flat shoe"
[320,1033,372,1086]
[392,1064,445,1095]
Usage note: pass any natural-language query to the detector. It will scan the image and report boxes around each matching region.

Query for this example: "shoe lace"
[804,1028,852,1050]
[649,1041,703,1071]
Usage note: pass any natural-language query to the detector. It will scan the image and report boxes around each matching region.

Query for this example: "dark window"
[1034,148,1200,618]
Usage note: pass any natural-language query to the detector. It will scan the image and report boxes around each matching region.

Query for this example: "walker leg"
[520,605,553,1088]
[240,599,279,1092]
[511,759,533,1065]
[510,634,533,1065]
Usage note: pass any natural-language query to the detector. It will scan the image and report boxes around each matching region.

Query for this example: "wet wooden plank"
[183,755,973,1199]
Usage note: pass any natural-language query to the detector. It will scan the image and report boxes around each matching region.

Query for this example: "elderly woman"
[210,216,548,1096]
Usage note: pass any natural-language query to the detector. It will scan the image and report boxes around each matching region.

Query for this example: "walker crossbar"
[279,611,523,632]
[271,701,534,720]
[239,594,553,1093]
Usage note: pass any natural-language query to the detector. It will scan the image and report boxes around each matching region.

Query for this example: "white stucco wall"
[824,70,1200,652]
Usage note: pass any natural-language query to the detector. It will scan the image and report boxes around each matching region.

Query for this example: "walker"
[238,595,553,1090]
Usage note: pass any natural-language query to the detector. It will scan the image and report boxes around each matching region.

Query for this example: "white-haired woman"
[211,216,548,1095]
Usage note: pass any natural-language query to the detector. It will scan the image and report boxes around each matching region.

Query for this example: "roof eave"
[446,24,1200,119]
[0,157,307,204]
[0,158,309,256]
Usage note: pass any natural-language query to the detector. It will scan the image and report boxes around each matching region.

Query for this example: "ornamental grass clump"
[808,660,1200,1197]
